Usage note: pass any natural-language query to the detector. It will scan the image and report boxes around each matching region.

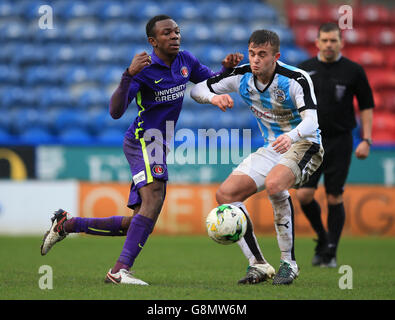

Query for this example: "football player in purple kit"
[40,15,243,285]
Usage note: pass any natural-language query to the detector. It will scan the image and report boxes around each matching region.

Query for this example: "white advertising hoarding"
[0,181,79,235]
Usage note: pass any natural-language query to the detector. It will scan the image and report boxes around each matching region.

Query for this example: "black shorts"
[301,132,353,195]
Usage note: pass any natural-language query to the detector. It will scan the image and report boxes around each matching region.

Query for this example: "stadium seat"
[0,128,17,145]
[58,128,94,145]
[24,66,62,86]
[354,5,391,26]
[48,44,83,64]
[129,1,163,22]
[280,46,310,66]
[292,25,319,47]
[39,87,74,108]
[0,21,30,41]
[12,44,47,65]
[343,28,369,47]
[95,1,130,20]
[368,27,395,47]
[77,88,110,107]
[18,127,56,145]
[0,65,21,84]
[165,2,203,21]
[371,112,395,145]
[367,70,395,91]
[347,48,385,68]
[380,91,395,112]
[57,1,95,20]
[96,128,125,145]
[287,4,321,26]
[103,22,146,43]
[243,2,279,24]
[65,22,103,42]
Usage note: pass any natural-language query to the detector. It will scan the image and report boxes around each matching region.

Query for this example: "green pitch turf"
[0,235,394,300]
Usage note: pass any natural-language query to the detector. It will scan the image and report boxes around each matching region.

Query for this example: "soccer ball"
[206,204,247,245]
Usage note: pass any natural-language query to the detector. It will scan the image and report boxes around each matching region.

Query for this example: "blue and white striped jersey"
[204,61,321,146]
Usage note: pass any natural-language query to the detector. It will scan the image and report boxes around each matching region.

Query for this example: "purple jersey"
[112,50,223,145]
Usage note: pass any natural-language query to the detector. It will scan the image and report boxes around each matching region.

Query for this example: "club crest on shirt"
[152,164,165,176]
[180,66,189,78]
[272,87,286,103]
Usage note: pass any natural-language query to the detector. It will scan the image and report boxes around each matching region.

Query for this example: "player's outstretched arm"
[190,81,233,112]
[109,52,150,119]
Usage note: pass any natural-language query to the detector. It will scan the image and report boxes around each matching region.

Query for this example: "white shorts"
[234,140,324,192]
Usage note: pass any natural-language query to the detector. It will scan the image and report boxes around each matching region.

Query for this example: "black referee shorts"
[301,132,353,196]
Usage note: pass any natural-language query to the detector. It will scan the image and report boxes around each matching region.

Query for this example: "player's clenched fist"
[222,53,244,69]
[127,52,152,76]
[211,94,234,112]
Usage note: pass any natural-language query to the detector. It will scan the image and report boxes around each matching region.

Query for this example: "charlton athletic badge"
[180,66,189,78]
[152,165,165,176]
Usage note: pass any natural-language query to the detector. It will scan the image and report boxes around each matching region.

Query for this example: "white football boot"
[105,269,149,285]
[40,209,71,256]
[238,263,276,284]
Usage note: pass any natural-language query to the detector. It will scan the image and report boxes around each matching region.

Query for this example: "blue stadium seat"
[57,1,95,20]
[34,22,67,43]
[165,2,203,21]
[199,45,230,65]
[268,25,295,46]
[39,87,74,108]
[24,66,61,86]
[22,0,54,20]
[77,88,109,107]
[48,44,83,64]
[96,128,125,145]
[58,128,94,145]
[10,107,51,135]
[19,127,56,145]
[215,23,252,45]
[12,44,47,65]
[0,1,19,18]
[0,21,30,41]
[52,109,89,133]
[181,23,213,43]
[94,65,125,85]
[241,3,279,24]
[65,22,103,42]
[83,44,118,64]
[280,46,310,66]
[103,22,146,43]
[199,2,237,22]
[128,2,163,21]
[0,87,38,107]
[0,128,17,145]
[95,1,130,20]
[0,65,21,85]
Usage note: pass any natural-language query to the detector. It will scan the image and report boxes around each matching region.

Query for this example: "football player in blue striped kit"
[40,15,243,285]
[191,29,324,285]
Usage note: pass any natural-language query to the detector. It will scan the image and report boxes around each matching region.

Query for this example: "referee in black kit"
[296,22,374,267]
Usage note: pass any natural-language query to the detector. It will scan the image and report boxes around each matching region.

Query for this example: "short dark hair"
[146,14,172,38]
[318,22,342,39]
[248,29,280,54]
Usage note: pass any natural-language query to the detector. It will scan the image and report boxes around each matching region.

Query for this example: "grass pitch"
[0,235,394,300]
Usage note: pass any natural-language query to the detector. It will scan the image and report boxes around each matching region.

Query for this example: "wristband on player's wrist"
[362,138,372,146]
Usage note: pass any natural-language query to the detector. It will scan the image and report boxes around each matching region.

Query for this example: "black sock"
[301,199,327,241]
[327,203,346,255]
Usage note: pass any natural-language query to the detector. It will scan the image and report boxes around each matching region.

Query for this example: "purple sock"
[113,214,154,273]
[64,216,125,236]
